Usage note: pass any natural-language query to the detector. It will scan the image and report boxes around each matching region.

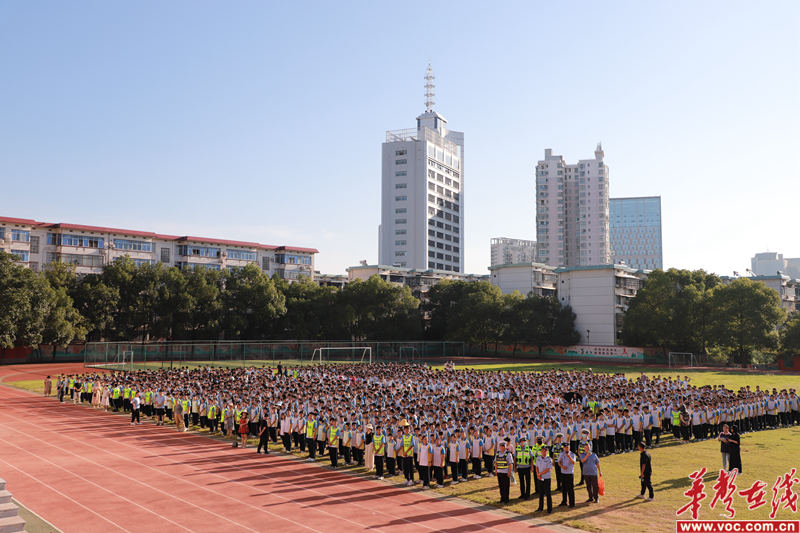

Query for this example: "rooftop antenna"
[425,62,435,113]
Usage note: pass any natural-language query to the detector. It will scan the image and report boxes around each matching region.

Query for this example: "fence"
[83,340,465,371]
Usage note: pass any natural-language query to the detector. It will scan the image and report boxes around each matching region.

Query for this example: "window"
[436,242,444,249]
[114,239,152,252]
[436,232,443,238]
[395,159,407,165]
[428,239,435,247]
[161,248,170,263]
[396,219,407,224]
[176,245,220,258]
[396,229,407,235]
[428,182,435,191]
[429,261,436,268]
[262,257,271,270]
[395,150,407,156]
[30,236,39,254]
[395,195,407,201]
[396,183,407,189]
[275,254,312,265]
[453,246,460,253]
[226,250,257,261]
[10,249,29,262]
[11,229,30,242]
[0,228,4,240]
[436,253,443,259]
[428,251,435,258]
[395,251,406,256]
[395,240,406,246]
[395,171,407,177]
[47,253,103,267]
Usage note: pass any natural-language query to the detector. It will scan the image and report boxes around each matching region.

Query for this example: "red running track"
[0,364,564,533]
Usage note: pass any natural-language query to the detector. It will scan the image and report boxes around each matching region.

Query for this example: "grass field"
[8,362,800,533]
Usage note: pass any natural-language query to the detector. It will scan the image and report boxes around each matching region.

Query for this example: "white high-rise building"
[535,145,610,267]
[490,237,537,266]
[380,64,465,272]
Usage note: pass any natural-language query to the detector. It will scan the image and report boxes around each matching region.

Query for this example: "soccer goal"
[310,347,372,364]
[668,352,697,369]
[398,346,421,363]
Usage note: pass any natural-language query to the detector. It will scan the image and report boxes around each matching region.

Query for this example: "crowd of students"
[46,362,798,509]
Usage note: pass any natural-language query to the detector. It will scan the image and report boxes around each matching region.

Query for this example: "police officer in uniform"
[533,436,547,495]
[551,433,566,491]
[535,443,554,514]
[515,436,532,500]
[494,438,514,504]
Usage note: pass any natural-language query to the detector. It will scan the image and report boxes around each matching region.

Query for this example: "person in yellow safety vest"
[515,436,533,500]
[144,390,151,418]
[182,398,190,430]
[305,412,318,462]
[399,420,416,486]
[671,407,681,440]
[373,423,386,480]
[112,385,121,412]
[327,423,341,469]
[495,439,515,504]
[123,386,132,413]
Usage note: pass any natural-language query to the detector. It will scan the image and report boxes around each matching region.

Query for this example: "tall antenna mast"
[425,62,435,112]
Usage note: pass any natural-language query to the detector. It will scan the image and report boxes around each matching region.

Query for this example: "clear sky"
[1,2,798,277]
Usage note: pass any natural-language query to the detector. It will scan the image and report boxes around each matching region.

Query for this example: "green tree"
[223,265,286,339]
[710,277,786,365]
[153,266,193,340]
[0,252,58,348]
[445,282,505,352]
[73,274,120,341]
[780,311,800,355]
[40,262,87,348]
[274,276,350,340]
[621,268,720,354]
[339,276,421,341]
[183,266,224,340]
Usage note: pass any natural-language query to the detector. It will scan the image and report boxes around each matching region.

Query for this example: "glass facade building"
[609,196,662,270]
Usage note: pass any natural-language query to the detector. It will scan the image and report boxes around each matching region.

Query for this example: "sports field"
[3,361,799,533]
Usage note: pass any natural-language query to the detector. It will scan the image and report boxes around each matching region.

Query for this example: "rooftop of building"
[488,262,555,271]
[346,264,488,279]
[554,263,650,275]
[0,216,318,254]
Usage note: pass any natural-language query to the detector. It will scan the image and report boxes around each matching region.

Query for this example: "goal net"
[398,346,421,363]
[310,347,372,365]
[668,352,697,369]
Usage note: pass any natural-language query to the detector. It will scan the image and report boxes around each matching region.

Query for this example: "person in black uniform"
[637,441,653,501]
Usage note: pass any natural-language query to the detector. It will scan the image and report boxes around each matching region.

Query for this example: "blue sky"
[1,1,798,276]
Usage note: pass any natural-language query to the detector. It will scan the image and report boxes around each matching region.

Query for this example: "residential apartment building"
[379,64,465,272]
[720,273,797,312]
[348,263,488,325]
[0,215,317,280]
[490,238,537,267]
[556,264,648,346]
[609,196,663,270]
[535,145,610,267]
[488,262,557,297]
[489,262,648,346]
[751,252,800,279]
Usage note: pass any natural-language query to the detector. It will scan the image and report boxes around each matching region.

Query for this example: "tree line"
[0,252,580,351]
[620,268,800,364]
